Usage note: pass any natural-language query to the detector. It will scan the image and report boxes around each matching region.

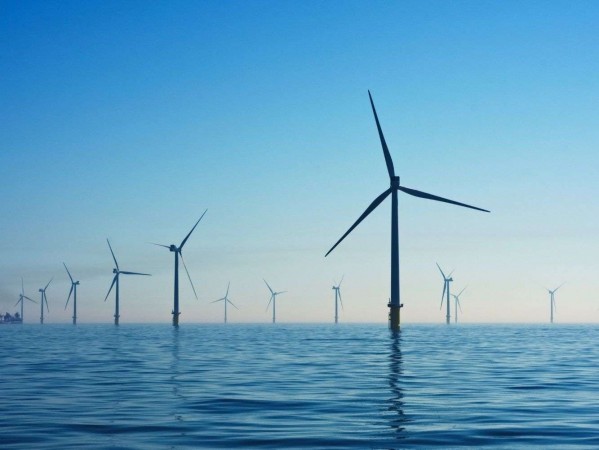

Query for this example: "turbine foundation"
[388,303,402,330]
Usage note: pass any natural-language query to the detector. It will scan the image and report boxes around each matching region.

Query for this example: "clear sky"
[2,0,599,324]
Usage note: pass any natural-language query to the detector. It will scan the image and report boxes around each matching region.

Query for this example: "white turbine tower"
[211,282,238,323]
[63,263,80,325]
[546,283,565,324]
[15,278,36,323]
[104,239,151,325]
[332,275,344,324]
[325,91,489,330]
[437,263,454,324]
[38,278,52,324]
[264,279,286,324]
[451,286,466,324]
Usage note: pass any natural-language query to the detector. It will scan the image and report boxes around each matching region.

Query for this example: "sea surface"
[1,323,598,449]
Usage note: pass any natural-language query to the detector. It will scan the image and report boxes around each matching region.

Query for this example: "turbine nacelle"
[391,176,400,188]
[112,268,118,274]
[169,244,178,252]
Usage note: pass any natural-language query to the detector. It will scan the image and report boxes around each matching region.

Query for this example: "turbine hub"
[391,176,400,188]
[113,268,118,274]
[170,245,177,252]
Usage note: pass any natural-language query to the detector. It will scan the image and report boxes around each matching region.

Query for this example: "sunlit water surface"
[1,324,598,449]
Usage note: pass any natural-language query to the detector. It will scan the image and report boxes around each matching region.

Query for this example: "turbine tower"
[547,283,565,323]
[63,263,80,325]
[38,278,52,324]
[451,286,466,324]
[325,91,489,330]
[15,278,36,323]
[105,239,150,325]
[152,210,206,326]
[437,263,454,325]
[211,282,238,323]
[264,279,286,324]
[332,275,344,324]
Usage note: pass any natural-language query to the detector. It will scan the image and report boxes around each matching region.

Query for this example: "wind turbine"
[211,282,238,323]
[38,278,52,324]
[332,275,344,324]
[63,263,80,325]
[546,283,565,324]
[105,239,151,325]
[437,263,454,325]
[451,286,467,324]
[152,210,206,326]
[264,279,286,324]
[325,91,489,330]
[15,278,36,323]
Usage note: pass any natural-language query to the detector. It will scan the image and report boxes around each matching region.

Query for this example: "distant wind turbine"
[63,263,80,325]
[437,263,454,325]
[105,239,151,325]
[211,282,238,323]
[325,91,489,330]
[546,283,565,324]
[451,286,466,324]
[38,278,52,324]
[152,210,206,326]
[332,276,344,324]
[264,279,286,324]
[15,278,36,323]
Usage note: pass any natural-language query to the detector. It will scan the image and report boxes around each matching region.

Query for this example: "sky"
[2,0,599,324]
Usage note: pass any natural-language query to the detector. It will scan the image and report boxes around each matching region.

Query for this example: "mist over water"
[1,323,598,449]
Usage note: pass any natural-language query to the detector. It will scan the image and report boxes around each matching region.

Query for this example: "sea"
[1,323,598,449]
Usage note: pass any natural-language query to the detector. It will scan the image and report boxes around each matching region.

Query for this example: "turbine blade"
[44,293,49,312]
[104,275,117,301]
[339,274,345,287]
[266,294,273,311]
[14,298,21,307]
[440,283,446,309]
[457,286,467,297]
[65,285,74,310]
[228,299,239,310]
[180,209,207,249]
[225,282,230,298]
[339,290,344,310]
[325,188,392,257]
[107,239,119,270]
[368,90,395,178]
[263,279,274,295]
[457,298,463,313]
[21,277,24,296]
[436,262,446,279]
[150,242,171,249]
[277,291,287,295]
[120,271,151,276]
[179,253,198,300]
[554,282,566,292]
[24,296,36,303]
[398,186,490,213]
[45,277,53,290]
[211,298,225,304]
[63,263,74,283]
[448,269,455,278]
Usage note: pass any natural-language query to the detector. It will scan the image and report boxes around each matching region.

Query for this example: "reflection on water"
[388,330,406,439]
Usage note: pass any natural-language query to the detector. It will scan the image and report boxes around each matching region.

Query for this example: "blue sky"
[2,1,599,323]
